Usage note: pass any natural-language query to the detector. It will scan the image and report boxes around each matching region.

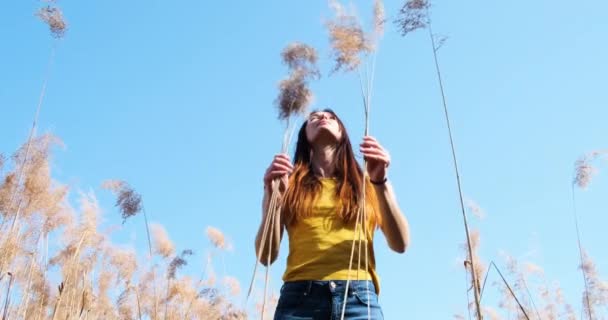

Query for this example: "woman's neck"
[311,144,337,178]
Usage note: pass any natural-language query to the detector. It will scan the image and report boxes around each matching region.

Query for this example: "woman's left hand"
[360,136,391,183]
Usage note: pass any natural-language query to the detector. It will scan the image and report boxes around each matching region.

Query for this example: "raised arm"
[360,136,410,253]
[254,154,292,265]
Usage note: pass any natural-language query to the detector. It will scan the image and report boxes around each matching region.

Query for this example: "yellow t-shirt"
[282,178,380,293]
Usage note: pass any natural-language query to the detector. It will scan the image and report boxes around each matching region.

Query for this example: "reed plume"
[168,249,194,279]
[326,0,372,73]
[579,250,608,319]
[36,5,67,39]
[102,180,142,223]
[151,223,175,259]
[222,276,241,297]
[395,0,430,36]
[573,150,607,189]
[280,43,319,78]
[206,226,229,250]
[276,42,319,150]
[276,70,315,122]
[465,198,486,220]
[373,0,386,39]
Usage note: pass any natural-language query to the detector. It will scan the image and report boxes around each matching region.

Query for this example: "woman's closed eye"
[309,113,336,122]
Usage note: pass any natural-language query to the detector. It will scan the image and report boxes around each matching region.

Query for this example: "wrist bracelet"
[370,177,387,185]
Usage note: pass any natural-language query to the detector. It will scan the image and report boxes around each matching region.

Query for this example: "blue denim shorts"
[273,280,384,320]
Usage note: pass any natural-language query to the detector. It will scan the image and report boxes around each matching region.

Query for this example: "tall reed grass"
[0,136,251,319]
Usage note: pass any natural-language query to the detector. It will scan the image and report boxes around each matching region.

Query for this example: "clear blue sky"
[2,0,607,318]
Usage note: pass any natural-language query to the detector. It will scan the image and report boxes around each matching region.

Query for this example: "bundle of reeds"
[248,41,319,319]
[325,1,386,319]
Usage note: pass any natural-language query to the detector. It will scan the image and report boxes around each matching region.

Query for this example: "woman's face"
[305,111,343,145]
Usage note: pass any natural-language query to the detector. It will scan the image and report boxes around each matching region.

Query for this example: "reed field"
[1,0,607,319]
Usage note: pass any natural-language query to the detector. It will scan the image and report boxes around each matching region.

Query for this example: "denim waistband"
[281,280,376,295]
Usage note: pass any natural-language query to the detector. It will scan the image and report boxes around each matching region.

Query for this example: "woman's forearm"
[255,188,283,265]
[373,182,409,253]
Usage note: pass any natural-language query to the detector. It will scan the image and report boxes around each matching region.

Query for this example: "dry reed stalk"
[257,182,281,319]
[396,1,483,317]
[571,150,607,320]
[248,42,319,316]
[1,272,13,320]
[17,249,40,319]
[103,179,157,318]
[462,229,486,320]
[325,2,386,319]
[133,284,143,320]
[484,261,531,320]
[503,256,540,318]
[7,0,67,239]
[51,232,88,320]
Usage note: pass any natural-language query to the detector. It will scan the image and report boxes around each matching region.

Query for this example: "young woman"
[256,109,409,320]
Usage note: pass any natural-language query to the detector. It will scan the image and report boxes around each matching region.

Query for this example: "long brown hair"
[281,109,381,227]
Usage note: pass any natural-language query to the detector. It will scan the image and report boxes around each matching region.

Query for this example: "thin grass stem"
[426,9,482,320]
[571,186,594,319]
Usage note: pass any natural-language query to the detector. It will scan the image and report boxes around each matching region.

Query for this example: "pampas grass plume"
[373,0,385,38]
[206,226,228,250]
[395,0,430,36]
[102,180,142,223]
[281,43,319,76]
[151,223,174,258]
[276,69,314,120]
[465,198,485,220]
[574,150,608,189]
[36,5,67,38]
[326,0,372,73]
[168,249,193,279]
[223,276,241,297]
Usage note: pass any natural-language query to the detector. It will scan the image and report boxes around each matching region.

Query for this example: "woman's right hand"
[263,154,293,192]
